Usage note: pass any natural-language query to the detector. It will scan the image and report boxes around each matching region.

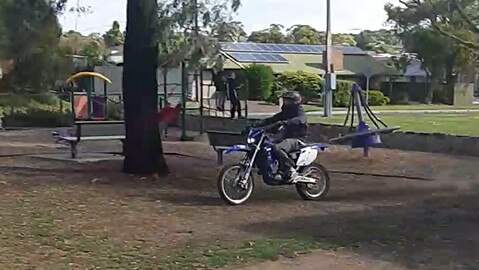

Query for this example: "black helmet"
[281,91,302,103]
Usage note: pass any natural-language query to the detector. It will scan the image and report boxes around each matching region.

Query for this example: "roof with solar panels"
[219,42,398,76]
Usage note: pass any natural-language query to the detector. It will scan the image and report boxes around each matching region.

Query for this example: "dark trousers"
[230,98,241,118]
[273,138,302,172]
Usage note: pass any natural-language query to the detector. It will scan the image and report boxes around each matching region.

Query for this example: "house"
[94,42,398,101]
[220,42,399,89]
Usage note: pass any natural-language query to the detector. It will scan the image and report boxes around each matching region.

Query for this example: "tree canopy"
[386,0,478,103]
[103,21,125,47]
[0,0,72,93]
[385,0,479,52]
[247,24,357,46]
[157,0,242,70]
[248,24,287,43]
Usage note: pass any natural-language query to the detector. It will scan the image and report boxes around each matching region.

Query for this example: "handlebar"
[242,121,285,134]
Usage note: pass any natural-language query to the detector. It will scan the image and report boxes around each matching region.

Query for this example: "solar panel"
[227,52,253,62]
[220,42,366,55]
[228,52,288,63]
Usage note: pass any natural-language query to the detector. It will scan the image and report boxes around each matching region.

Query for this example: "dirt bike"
[217,122,331,205]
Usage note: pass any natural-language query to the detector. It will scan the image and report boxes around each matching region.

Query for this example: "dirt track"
[0,129,478,269]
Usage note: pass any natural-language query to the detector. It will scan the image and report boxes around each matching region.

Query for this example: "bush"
[107,101,123,120]
[277,71,322,103]
[31,93,60,106]
[275,71,355,107]
[265,80,286,105]
[366,90,390,106]
[244,64,274,100]
[0,93,70,113]
[3,108,72,127]
[334,80,354,107]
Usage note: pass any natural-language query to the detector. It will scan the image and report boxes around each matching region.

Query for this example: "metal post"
[353,84,369,157]
[323,0,333,117]
[199,70,204,133]
[180,61,187,140]
[163,67,168,106]
[87,77,93,120]
[71,91,75,120]
[103,80,108,118]
[353,89,363,122]
[366,76,370,105]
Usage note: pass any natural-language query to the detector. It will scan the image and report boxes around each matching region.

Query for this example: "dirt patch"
[230,250,408,270]
[0,130,478,269]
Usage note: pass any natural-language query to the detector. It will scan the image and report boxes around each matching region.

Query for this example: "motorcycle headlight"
[247,137,255,144]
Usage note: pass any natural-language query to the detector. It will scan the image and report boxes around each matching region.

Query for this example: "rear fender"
[310,143,327,151]
[296,143,328,166]
[224,145,250,154]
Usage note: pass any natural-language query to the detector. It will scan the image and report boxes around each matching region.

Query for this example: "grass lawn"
[303,104,479,112]
[309,113,479,136]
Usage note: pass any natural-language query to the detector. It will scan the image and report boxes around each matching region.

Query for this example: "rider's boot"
[284,168,298,183]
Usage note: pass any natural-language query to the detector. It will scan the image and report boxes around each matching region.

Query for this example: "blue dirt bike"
[217,122,331,205]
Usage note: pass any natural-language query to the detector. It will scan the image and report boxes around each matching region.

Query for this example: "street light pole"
[323,0,334,117]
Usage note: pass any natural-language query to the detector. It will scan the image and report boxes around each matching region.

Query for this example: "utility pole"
[323,0,335,117]
[75,0,80,31]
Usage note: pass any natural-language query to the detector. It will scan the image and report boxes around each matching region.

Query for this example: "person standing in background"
[212,70,226,111]
[226,72,242,119]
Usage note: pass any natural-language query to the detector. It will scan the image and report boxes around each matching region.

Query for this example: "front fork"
[236,146,261,189]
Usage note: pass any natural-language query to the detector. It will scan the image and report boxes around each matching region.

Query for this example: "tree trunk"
[122,0,169,175]
[426,76,437,104]
[444,55,456,105]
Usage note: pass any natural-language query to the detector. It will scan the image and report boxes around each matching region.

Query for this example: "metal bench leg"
[217,150,224,166]
[70,142,78,159]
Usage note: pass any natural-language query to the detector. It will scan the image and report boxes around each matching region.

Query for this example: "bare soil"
[0,128,478,269]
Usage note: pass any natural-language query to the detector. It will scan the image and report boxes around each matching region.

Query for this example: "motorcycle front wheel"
[217,164,254,205]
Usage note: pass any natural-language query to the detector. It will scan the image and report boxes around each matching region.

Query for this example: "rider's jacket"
[258,103,308,140]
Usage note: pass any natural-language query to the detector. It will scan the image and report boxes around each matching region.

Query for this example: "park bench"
[207,130,246,165]
[53,104,181,159]
[54,120,126,158]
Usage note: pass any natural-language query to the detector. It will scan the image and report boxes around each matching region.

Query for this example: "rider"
[254,91,308,182]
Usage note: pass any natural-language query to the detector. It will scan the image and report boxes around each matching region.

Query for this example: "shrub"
[265,80,287,105]
[107,101,123,120]
[3,108,72,127]
[365,90,390,106]
[31,93,60,106]
[244,64,274,100]
[334,80,354,107]
[275,71,355,107]
[277,71,322,103]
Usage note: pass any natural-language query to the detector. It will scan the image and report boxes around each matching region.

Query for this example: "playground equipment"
[158,63,249,140]
[64,64,249,140]
[330,83,400,157]
[65,71,113,120]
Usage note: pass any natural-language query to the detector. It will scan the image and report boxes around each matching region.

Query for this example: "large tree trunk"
[443,55,456,105]
[122,0,169,175]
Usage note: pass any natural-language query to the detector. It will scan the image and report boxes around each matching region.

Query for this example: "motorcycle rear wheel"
[218,164,254,205]
[296,163,330,201]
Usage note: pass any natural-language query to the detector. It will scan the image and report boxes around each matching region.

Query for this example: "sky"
[60,0,401,35]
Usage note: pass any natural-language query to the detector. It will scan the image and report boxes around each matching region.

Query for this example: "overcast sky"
[60,0,401,35]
